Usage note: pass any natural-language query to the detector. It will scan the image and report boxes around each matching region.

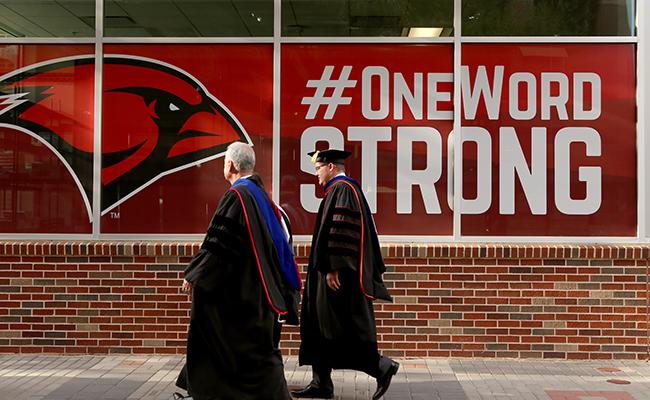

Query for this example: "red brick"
[0,242,647,358]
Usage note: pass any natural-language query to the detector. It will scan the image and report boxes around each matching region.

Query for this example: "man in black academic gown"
[173,142,301,400]
[291,149,399,400]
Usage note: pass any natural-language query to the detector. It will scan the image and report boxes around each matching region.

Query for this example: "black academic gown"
[298,176,392,374]
[176,175,298,400]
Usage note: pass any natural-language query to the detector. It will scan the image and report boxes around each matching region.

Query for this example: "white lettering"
[573,73,601,120]
[300,126,345,212]
[499,127,547,215]
[509,72,536,120]
[362,66,390,120]
[446,131,455,211]
[356,66,600,122]
[427,72,453,120]
[348,127,392,212]
[554,127,602,215]
[541,72,569,120]
[462,65,504,120]
[396,127,442,214]
[394,72,422,120]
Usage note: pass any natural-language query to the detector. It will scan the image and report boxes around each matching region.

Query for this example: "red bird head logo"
[0,54,251,220]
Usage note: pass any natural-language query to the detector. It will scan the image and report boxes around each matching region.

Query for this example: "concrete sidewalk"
[0,355,649,400]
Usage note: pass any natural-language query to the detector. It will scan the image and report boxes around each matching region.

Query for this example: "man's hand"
[326,270,340,291]
[181,279,194,294]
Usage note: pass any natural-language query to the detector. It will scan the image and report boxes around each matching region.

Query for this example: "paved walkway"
[0,355,649,400]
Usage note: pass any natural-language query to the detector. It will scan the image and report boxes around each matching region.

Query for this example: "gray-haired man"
[174,142,300,400]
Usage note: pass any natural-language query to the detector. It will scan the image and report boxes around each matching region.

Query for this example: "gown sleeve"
[326,184,362,273]
[184,190,247,290]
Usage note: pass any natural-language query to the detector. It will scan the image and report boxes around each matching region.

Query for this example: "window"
[105,0,273,37]
[282,0,454,37]
[0,0,94,37]
[462,0,636,36]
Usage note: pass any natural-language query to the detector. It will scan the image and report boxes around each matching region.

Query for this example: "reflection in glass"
[463,0,636,36]
[105,0,273,37]
[282,0,453,37]
[0,133,93,233]
[0,45,94,233]
[0,0,94,37]
[100,44,274,234]
[460,43,636,236]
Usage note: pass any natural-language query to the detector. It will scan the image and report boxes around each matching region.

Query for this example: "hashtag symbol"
[301,66,357,120]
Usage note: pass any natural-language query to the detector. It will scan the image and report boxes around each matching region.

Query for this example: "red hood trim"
[231,187,287,315]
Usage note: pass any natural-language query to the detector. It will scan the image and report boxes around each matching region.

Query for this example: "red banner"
[280,44,454,235]
[280,43,636,237]
[461,44,636,236]
[0,43,637,237]
[0,45,94,233]
[101,44,273,233]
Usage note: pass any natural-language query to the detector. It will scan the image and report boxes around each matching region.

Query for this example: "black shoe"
[290,384,334,399]
[372,361,399,400]
[172,392,192,400]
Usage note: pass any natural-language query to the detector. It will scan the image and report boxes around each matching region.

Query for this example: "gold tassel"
[310,150,320,164]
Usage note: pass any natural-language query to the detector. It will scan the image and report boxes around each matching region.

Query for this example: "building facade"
[0,0,647,359]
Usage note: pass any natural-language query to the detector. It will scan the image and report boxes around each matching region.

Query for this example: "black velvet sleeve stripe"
[329,238,359,250]
[205,226,245,243]
[201,238,245,260]
[207,215,245,235]
[200,239,229,256]
[327,244,360,257]
[328,233,360,250]
[333,206,359,218]
[329,226,361,240]
[200,216,246,257]
[329,207,361,254]
[332,212,361,226]
[330,219,360,230]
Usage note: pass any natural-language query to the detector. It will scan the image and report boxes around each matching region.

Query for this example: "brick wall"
[0,242,648,360]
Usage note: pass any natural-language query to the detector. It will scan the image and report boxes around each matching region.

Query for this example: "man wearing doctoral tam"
[292,148,399,400]
[174,142,301,400]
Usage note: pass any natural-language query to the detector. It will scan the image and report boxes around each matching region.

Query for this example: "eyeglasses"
[314,163,327,172]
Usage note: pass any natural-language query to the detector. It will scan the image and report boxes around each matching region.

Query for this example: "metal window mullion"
[92,0,103,238]
[272,0,281,203]
[0,232,639,243]
[453,0,462,240]
[102,37,273,44]
[461,36,637,43]
[0,234,100,240]
[639,0,647,241]
[454,235,640,244]
[280,37,454,43]
[0,38,95,44]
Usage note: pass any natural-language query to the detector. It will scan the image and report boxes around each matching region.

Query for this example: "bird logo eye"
[169,103,180,111]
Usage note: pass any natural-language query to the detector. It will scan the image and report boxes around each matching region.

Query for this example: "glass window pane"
[460,44,636,236]
[105,0,273,37]
[280,44,454,235]
[101,44,273,233]
[0,45,95,233]
[462,0,636,36]
[282,0,453,37]
[0,1,94,37]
